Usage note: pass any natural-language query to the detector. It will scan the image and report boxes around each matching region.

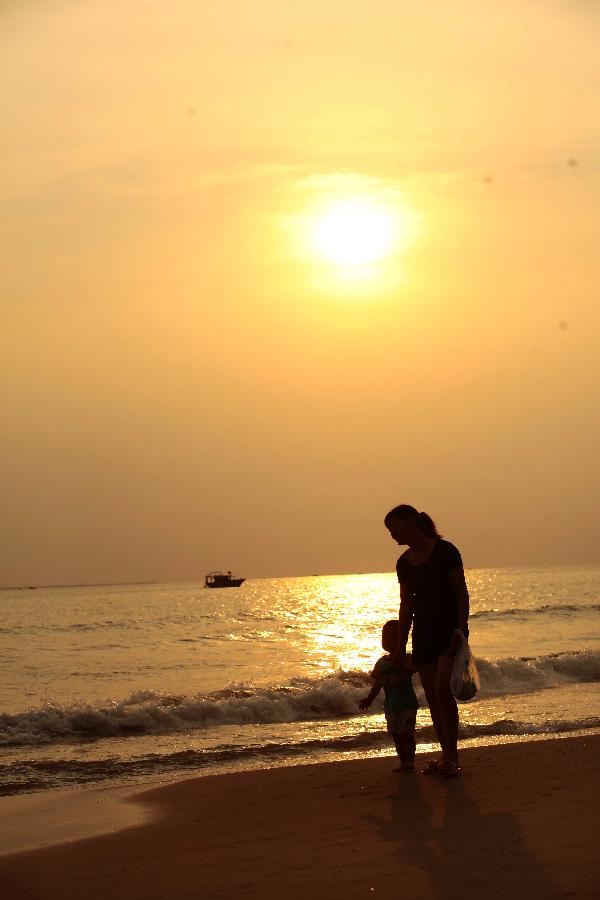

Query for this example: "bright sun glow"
[313,198,396,267]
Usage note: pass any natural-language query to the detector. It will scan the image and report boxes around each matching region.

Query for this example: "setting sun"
[312,199,396,267]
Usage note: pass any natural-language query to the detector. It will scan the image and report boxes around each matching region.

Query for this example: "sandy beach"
[1,734,598,899]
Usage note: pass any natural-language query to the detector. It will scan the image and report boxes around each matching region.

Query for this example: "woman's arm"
[448,567,470,634]
[396,582,414,658]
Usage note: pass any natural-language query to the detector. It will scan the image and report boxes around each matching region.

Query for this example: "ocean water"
[1,567,599,796]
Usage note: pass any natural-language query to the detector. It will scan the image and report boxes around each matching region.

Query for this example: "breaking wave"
[1,649,599,749]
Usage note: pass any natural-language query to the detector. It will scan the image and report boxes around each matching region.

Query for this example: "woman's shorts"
[412,625,469,666]
[385,708,417,735]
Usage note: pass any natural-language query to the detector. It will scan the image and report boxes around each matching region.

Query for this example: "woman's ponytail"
[384,504,442,538]
[415,511,441,538]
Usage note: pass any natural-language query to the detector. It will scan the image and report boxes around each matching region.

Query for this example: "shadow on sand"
[364,771,559,898]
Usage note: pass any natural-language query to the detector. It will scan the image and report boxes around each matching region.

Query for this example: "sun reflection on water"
[282,573,401,676]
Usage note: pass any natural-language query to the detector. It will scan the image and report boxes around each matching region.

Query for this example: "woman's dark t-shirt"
[396,539,464,664]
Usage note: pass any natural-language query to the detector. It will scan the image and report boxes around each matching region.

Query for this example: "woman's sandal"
[438,761,461,778]
[420,759,441,775]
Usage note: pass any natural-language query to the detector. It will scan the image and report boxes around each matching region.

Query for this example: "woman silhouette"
[384,504,470,777]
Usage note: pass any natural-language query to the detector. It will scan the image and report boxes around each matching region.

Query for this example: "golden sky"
[2,1,599,584]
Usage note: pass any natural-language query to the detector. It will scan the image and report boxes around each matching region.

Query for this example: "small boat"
[204,571,246,588]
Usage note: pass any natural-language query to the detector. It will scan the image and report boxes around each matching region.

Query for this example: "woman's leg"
[418,661,447,757]
[434,653,459,765]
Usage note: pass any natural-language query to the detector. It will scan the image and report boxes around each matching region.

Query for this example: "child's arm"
[359,676,383,710]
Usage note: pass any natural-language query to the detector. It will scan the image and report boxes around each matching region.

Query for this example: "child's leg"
[398,729,416,768]
[392,734,405,765]
[392,731,416,769]
[399,709,417,768]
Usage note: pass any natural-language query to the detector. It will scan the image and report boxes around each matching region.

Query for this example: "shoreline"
[2,726,598,845]
[1,734,598,898]
[0,783,150,858]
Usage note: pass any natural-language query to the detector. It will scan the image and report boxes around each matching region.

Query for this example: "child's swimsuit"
[372,655,419,734]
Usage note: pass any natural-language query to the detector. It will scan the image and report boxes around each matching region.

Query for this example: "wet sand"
[1,734,598,899]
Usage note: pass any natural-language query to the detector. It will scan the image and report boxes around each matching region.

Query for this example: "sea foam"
[1,649,599,748]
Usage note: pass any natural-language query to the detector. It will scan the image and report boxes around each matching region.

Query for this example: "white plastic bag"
[450,629,480,702]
